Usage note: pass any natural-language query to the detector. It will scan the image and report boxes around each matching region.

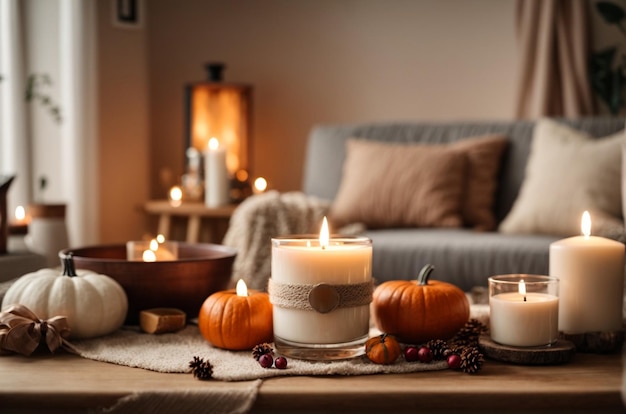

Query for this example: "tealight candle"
[489,275,559,347]
[549,211,625,334]
[168,186,183,207]
[8,206,29,235]
[126,238,178,262]
[252,177,268,194]
[269,217,373,360]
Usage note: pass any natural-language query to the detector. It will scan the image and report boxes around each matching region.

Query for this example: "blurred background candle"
[127,238,179,261]
[252,176,268,194]
[489,275,559,347]
[270,217,372,358]
[204,137,229,207]
[168,185,183,207]
[549,211,625,334]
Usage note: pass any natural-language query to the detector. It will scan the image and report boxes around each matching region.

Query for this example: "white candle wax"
[490,292,559,347]
[550,235,624,334]
[204,138,230,207]
[271,240,372,344]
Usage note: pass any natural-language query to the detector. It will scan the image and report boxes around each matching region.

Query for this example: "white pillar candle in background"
[204,137,230,207]
[490,278,559,347]
[271,218,372,345]
[549,211,625,334]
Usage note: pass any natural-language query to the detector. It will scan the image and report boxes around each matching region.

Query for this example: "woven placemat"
[72,325,449,382]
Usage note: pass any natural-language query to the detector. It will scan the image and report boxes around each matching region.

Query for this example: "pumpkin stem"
[61,253,78,277]
[416,264,435,286]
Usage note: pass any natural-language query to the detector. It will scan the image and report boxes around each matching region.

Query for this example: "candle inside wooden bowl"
[60,243,236,324]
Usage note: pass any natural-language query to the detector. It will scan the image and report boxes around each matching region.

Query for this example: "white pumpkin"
[1,256,128,339]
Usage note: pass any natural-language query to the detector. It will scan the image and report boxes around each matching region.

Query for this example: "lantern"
[184,63,253,202]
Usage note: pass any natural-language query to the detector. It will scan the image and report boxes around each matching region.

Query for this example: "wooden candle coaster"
[478,335,576,365]
[558,330,624,354]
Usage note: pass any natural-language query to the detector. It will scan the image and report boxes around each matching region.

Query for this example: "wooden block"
[140,308,186,334]
[478,335,576,365]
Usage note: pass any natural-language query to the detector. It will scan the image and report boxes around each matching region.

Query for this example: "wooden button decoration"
[308,283,340,313]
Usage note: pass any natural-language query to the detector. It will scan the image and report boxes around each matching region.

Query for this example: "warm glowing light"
[581,210,591,238]
[208,137,220,150]
[236,169,249,182]
[142,249,157,262]
[519,279,526,296]
[15,206,25,221]
[156,234,165,244]
[150,239,159,251]
[253,177,268,193]
[236,278,248,297]
[169,186,183,207]
[319,216,329,249]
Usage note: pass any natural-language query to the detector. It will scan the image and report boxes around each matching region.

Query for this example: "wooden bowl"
[60,243,236,324]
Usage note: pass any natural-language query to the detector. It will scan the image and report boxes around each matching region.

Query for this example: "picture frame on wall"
[112,0,144,29]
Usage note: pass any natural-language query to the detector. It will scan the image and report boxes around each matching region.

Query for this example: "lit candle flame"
[15,206,26,222]
[253,177,268,193]
[169,186,183,207]
[142,249,157,262]
[208,137,219,150]
[150,239,159,251]
[236,278,248,297]
[319,216,329,249]
[581,210,591,238]
[519,279,527,302]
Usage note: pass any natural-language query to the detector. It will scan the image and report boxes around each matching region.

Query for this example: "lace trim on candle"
[268,278,373,313]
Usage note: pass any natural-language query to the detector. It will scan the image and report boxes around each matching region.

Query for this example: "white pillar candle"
[489,277,559,347]
[204,137,230,207]
[549,211,625,334]
[270,219,372,345]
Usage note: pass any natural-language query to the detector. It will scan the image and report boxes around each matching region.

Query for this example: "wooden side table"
[143,200,237,243]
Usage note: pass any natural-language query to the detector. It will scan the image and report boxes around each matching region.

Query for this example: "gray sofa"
[301,118,625,291]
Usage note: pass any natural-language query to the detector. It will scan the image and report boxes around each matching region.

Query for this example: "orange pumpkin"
[198,279,273,350]
[372,264,469,344]
[365,334,401,364]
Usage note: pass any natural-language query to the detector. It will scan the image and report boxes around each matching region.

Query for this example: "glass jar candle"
[489,274,559,347]
[270,234,372,360]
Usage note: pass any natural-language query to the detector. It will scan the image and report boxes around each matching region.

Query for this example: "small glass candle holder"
[269,235,373,360]
[126,240,179,262]
[489,274,559,347]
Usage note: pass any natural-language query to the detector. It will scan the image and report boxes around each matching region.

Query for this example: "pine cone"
[189,356,213,380]
[459,346,484,374]
[252,343,274,361]
[426,339,450,360]
[452,319,488,347]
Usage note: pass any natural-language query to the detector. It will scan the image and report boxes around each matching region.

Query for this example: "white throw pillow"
[499,119,624,237]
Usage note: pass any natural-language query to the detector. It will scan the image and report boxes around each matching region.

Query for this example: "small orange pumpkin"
[198,279,273,351]
[372,264,469,344]
[365,333,401,364]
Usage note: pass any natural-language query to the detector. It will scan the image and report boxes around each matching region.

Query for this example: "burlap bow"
[0,304,77,356]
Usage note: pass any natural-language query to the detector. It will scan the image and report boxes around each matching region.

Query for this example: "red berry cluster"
[252,343,288,370]
[258,354,288,369]
[403,345,460,370]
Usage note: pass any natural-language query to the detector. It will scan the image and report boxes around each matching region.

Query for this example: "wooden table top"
[0,350,624,413]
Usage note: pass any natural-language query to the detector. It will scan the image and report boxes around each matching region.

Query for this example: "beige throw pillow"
[329,139,467,229]
[499,119,624,237]
[451,135,508,231]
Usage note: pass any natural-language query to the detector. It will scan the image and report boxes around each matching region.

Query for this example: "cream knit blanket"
[222,191,335,290]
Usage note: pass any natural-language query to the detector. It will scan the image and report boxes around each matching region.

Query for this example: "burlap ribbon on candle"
[0,304,77,356]
[268,278,373,313]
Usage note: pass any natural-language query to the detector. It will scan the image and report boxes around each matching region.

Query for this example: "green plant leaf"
[596,1,626,24]
[589,47,625,114]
